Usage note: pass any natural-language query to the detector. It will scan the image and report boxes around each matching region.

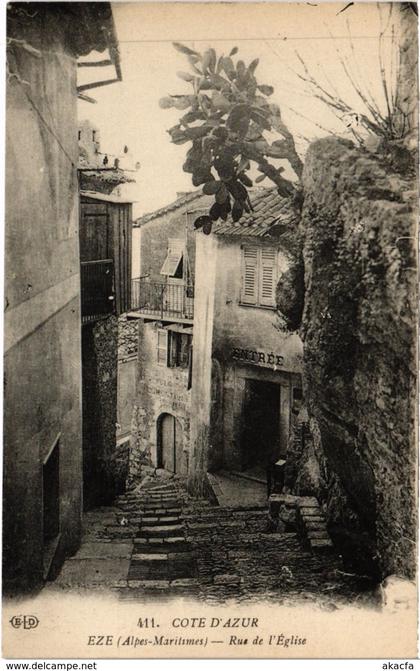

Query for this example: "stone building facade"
[4,2,120,593]
[130,188,304,496]
[129,192,209,478]
[78,129,135,508]
[190,189,304,486]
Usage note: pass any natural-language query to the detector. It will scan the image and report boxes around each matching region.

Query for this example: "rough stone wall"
[130,321,191,480]
[300,137,417,579]
[393,4,418,146]
[82,315,121,508]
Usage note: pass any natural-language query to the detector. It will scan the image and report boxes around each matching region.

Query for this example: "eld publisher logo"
[9,615,39,630]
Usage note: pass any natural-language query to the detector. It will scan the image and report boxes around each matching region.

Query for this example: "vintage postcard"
[3,0,418,661]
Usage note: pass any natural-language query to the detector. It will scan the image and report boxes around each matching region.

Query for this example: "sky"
[77,2,400,219]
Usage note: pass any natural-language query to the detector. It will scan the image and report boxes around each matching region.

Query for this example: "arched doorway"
[158,413,183,474]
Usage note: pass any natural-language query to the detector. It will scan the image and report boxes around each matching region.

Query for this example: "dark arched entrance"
[157,413,183,473]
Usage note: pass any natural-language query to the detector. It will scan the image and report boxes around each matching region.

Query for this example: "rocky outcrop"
[299,137,417,579]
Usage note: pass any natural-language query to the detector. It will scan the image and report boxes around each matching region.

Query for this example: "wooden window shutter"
[241,246,258,305]
[157,329,169,366]
[259,247,277,307]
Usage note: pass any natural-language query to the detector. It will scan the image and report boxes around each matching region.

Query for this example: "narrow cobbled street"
[46,475,375,607]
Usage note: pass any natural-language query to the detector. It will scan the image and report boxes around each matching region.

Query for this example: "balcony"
[81,259,114,325]
[129,278,194,323]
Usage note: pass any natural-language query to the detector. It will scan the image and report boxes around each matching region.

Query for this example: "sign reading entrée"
[231,348,284,367]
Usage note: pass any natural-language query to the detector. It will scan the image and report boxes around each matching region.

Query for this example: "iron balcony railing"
[131,277,194,320]
[81,259,115,324]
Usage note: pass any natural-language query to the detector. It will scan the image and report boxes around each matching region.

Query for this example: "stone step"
[300,508,326,517]
[128,559,196,581]
[139,524,184,538]
[141,516,181,526]
[138,502,181,509]
[126,577,199,592]
[295,499,335,555]
[134,540,190,554]
[135,508,182,516]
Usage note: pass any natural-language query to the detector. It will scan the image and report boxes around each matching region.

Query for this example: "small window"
[241,245,278,308]
[157,328,192,370]
[169,332,191,369]
[92,130,97,142]
[78,130,82,141]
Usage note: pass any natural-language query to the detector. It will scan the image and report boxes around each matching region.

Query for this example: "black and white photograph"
[3,0,418,660]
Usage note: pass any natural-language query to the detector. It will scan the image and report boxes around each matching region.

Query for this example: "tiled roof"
[213,188,299,238]
[134,187,299,237]
[134,191,204,227]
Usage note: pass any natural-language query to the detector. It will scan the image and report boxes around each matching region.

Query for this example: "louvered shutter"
[241,246,258,305]
[157,329,169,366]
[259,247,277,307]
[160,239,184,277]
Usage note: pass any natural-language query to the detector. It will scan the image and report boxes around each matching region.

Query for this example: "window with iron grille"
[241,245,278,308]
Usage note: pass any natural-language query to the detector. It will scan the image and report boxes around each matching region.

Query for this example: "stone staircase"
[269,493,334,554]
[122,480,200,599]
[48,475,363,606]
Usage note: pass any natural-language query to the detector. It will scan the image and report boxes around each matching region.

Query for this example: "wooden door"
[160,414,183,473]
[79,201,109,261]
[175,418,184,474]
[161,414,175,472]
